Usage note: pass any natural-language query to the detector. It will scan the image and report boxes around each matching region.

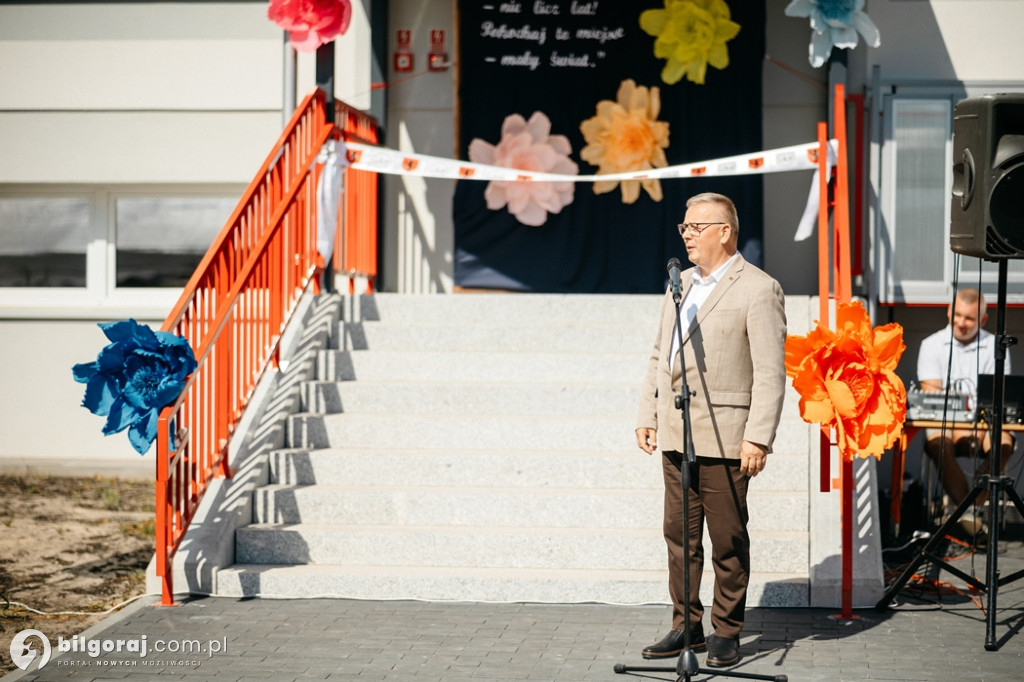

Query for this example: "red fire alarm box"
[428,52,448,71]
[394,29,413,73]
[394,52,413,72]
[428,28,448,72]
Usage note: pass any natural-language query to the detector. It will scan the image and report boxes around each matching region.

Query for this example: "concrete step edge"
[238,523,808,539]
[219,563,807,582]
[252,482,808,498]
[215,564,810,607]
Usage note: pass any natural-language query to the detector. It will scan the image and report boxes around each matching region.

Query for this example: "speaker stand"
[876,260,1024,650]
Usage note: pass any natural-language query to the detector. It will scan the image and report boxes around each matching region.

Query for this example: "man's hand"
[636,428,658,455]
[739,440,768,477]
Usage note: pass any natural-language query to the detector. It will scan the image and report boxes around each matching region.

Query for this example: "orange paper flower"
[785,301,906,460]
[579,80,670,204]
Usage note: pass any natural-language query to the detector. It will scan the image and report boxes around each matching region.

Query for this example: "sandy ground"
[0,475,153,675]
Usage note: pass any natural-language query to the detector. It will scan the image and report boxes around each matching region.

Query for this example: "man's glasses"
[677,222,725,236]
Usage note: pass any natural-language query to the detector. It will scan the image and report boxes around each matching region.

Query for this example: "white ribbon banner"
[339,139,839,183]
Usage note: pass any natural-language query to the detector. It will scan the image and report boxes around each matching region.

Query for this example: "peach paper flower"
[268,0,352,53]
[468,112,579,227]
[579,79,670,204]
[785,301,907,461]
[639,0,741,85]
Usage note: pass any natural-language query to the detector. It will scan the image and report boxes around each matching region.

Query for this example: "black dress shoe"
[641,625,706,659]
[705,635,740,667]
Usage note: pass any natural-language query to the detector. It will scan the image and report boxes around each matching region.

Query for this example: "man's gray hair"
[686,192,739,232]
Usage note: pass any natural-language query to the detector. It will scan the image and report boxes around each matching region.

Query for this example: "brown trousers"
[662,452,750,639]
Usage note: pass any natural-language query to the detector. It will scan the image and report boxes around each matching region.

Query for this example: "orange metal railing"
[815,83,855,618]
[334,100,380,293]
[153,89,378,606]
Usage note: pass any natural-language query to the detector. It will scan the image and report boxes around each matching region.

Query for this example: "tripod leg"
[613,663,788,681]
[985,475,1001,650]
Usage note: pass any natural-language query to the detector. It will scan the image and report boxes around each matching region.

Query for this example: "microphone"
[667,257,682,302]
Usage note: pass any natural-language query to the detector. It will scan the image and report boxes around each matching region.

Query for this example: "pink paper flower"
[468,112,579,227]
[268,0,352,53]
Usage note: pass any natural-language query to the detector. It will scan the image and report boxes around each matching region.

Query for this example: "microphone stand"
[615,280,786,682]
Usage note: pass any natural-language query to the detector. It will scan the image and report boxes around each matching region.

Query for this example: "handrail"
[154,89,335,606]
[334,100,380,294]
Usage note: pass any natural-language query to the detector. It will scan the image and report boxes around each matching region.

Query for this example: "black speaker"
[950,93,1024,258]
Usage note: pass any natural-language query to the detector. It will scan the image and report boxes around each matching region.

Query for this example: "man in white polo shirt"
[917,287,1014,540]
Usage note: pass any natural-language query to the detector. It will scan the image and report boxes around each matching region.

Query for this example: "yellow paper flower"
[579,79,670,204]
[639,0,741,85]
[785,301,907,461]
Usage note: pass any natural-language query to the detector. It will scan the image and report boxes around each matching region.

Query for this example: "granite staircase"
[218,293,812,606]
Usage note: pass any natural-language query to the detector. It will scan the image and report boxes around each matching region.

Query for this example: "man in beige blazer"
[635,192,787,668]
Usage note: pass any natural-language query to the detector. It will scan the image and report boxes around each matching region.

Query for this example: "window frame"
[0,184,243,319]
[871,81,1024,306]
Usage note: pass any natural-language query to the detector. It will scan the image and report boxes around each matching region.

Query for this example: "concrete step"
[341,320,655,353]
[234,524,809,574]
[298,380,641,415]
[351,293,664,326]
[215,563,810,607]
[286,411,813,455]
[287,412,637,451]
[265,448,809,493]
[250,484,808,532]
[315,349,650,384]
[301,378,807,419]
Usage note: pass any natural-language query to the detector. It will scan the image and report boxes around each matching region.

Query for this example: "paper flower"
[785,301,906,461]
[579,79,670,204]
[268,0,352,53]
[73,319,197,454]
[785,0,881,68]
[639,0,741,85]
[468,112,579,227]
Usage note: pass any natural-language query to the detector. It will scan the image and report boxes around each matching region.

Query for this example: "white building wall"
[381,0,456,294]
[763,0,829,298]
[0,2,374,476]
[0,3,284,185]
[864,0,1024,82]
[0,317,166,478]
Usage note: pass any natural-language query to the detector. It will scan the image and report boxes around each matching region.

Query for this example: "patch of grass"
[120,519,156,539]
[2,475,152,512]
[100,488,122,510]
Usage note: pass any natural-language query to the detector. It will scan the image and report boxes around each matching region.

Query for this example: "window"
[0,186,241,315]
[115,196,235,288]
[0,196,90,287]
[874,87,1024,304]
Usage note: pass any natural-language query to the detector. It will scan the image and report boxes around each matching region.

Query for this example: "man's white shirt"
[917,325,1008,408]
[670,253,739,372]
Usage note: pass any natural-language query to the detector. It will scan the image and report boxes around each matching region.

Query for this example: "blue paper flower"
[72,319,197,454]
[785,0,881,68]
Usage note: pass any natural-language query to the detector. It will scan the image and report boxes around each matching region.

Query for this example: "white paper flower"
[785,0,881,68]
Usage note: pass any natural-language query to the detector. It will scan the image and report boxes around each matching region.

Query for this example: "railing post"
[156,410,176,606]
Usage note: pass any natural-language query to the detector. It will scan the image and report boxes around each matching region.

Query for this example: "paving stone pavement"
[5,534,1024,682]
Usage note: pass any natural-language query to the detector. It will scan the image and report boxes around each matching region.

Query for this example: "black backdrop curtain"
[454,1,765,293]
